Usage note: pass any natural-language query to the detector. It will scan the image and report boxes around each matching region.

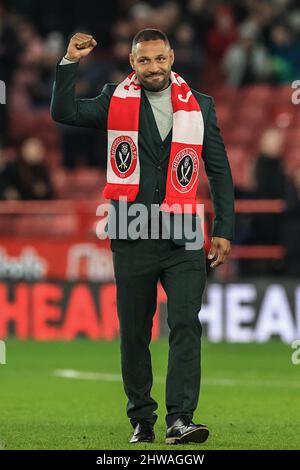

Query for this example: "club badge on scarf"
[103,70,204,213]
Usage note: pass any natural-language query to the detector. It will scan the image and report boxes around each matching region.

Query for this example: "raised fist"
[65,33,97,61]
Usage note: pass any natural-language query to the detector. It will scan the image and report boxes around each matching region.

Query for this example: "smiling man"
[51,28,235,445]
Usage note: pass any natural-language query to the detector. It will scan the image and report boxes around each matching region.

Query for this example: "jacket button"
[157,165,161,170]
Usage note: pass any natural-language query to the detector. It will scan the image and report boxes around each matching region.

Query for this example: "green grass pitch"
[0,339,299,450]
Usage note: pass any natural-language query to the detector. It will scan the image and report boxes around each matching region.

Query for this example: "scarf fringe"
[103,183,139,202]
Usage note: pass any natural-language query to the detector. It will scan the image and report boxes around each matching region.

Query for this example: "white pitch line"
[54,369,123,382]
[53,369,300,389]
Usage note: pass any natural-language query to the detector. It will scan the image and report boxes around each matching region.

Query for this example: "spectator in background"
[0,1,21,145]
[111,19,133,43]
[268,23,300,84]
[172,22,204,88]
[207,5,238,61]
[0,147,11,199]
[252,128,286,245]
[236,127,286,277]
[129,2,155,32]
[284,167,300,276]
[222,24,270,87]
[151,1,180,38]
[4,137,54,200]
[25,31,65,109]
[183,0,213,45]
[108,40,132,81]
[0,2,20,85]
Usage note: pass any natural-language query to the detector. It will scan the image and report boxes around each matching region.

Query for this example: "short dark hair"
[132,28,170,51]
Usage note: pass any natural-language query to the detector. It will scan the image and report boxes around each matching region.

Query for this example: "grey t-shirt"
[144,83,173,141]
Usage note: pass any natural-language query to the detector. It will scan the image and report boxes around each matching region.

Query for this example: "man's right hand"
[64,32,97,61]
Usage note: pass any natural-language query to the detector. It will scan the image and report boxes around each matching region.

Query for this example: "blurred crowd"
[1,0,300,277]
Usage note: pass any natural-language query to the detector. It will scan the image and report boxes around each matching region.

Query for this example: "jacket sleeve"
[202,97,235,241]
[50,60,111,130]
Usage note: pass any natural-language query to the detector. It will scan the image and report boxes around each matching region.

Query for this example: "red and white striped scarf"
[103,70,204,213]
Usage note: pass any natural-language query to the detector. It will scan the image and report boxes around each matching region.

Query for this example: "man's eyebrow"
[137,54,166,60]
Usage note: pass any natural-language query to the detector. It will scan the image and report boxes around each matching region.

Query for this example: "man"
[51,29,235,445]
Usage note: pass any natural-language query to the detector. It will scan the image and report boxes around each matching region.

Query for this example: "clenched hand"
[65,32,97,61]
[208,237,231,268]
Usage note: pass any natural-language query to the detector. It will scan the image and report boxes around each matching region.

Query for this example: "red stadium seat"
[226,145,254,190]
[212,85,237,106]
[285,129,300,147]
[271,104,297,128]
[241,85,274,106]
[214,103,233,129]
[276,85,295,104]
[14,214,77,237]
[226,125,258,147]
[285,147,300,174]
[238,105,269,126]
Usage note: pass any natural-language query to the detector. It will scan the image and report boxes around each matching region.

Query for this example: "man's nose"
[148,61,160,74]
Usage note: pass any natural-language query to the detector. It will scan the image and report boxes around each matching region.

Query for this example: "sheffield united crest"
[171,148,199,193]
[110,136,137,178]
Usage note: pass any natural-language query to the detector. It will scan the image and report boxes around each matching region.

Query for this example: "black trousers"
[111,236,207,428]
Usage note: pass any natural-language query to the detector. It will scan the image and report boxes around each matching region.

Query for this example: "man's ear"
[129,53,135,70]
[170,49,174,66]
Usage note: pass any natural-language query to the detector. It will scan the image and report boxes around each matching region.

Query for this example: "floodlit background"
[0,0,300,450]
